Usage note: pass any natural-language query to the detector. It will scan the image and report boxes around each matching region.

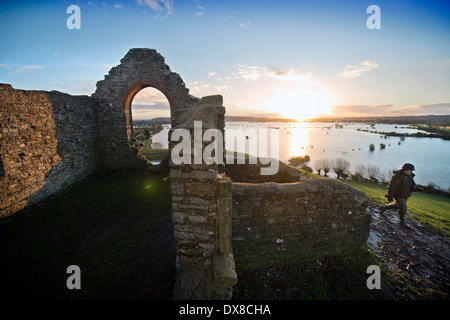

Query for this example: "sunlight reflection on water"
[151,121,449,189]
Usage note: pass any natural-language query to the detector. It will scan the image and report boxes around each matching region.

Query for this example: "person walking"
[379,163,423,227]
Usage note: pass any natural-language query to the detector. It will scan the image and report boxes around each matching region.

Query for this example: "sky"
[1,0,450,120]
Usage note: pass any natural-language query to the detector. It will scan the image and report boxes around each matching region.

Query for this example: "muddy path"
[368,203,450,299]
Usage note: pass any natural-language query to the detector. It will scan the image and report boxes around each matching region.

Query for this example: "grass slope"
[0,171,174,299]
[342,179,450,236]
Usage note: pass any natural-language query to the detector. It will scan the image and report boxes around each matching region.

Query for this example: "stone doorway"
[130,86,171,166]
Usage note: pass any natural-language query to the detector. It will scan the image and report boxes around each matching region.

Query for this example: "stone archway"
[123,82,172,151]
[92,48,200,169]
[92,48,237,299]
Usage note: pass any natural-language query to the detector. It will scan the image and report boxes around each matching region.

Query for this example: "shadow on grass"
[0,171,175,300]
[232,251,395,300]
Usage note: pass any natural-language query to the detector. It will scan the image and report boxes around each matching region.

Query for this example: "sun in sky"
[269,89,332,121]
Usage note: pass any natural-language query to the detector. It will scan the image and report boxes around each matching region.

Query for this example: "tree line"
[288,155,450,196]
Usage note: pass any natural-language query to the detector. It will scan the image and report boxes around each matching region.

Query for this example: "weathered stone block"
[185,181,218,197]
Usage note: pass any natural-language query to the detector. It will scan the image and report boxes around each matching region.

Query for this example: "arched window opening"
[131,87,171,165]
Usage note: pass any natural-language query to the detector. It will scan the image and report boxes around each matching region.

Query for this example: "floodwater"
[151,121,450,189]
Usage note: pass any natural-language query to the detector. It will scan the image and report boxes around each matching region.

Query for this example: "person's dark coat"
[385,170,418,199]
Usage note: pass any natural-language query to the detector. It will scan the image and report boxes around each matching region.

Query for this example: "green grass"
[342,179,450,236]
[0,171,174,299]
[143,148,169,161]
[140,137,169,161]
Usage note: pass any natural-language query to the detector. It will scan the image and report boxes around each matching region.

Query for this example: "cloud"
[136,0,174,15]
[233,64,311,85]
[339,60,378,79]
[132,102,170,110]
[132,87,170,105]
[114,4,123,9]
[393,103,450,115]
[330,104,394,117]
[187,81,210,96]
[238,20,251,28]
[207,71,217,78]
[0,64,45,73]
[22,65,45,70]
[195,5,205,16]
[214,84,231,92]
[329,103,450,117]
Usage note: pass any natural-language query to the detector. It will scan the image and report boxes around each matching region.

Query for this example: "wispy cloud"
[238,20,251,28]
[0,64,46,73]
[114,4,123,9]
[132,86,170,104]
[195,5,205,16]
[132,102,169,110]
[187,81,210,96]
[393,103,450,115]
[330,104,394,116]
[136,0,174,16]
[330,103,450,117]
[233,64,311,85]
[339,60,378,79]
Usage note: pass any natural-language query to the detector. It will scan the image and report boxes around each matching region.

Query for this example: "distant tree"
[144,128,151,139]
[322,159,332,177]
[380,143,386,149]
[351,164,366,181]
[314,159,324,176]
[366,165,381,183]
[332,158,350,179]
[288,155,310,167]
[369,144,375,151]
[154,123,163,131]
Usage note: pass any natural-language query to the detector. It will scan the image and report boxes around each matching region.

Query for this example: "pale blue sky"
[1,0,449,119]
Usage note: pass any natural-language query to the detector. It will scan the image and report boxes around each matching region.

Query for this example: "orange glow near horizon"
[269,89,332,121]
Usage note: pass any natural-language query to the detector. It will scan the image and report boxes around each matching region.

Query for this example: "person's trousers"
[384,197,408,221]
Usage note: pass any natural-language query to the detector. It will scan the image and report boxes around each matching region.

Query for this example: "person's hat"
[402,163,415,171]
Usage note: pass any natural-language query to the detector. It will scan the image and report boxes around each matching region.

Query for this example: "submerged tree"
[314,160,323,176]
[366,164,381,183]
[351,164,367,181]
[322,159,332,177]
[288,155,310,167]
[332,158,350,179]
[314,158,331,176]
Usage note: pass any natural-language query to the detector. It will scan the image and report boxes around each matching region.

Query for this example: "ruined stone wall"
[0,84,99,217]
[169,95,237,299]
[231,179,371,271]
